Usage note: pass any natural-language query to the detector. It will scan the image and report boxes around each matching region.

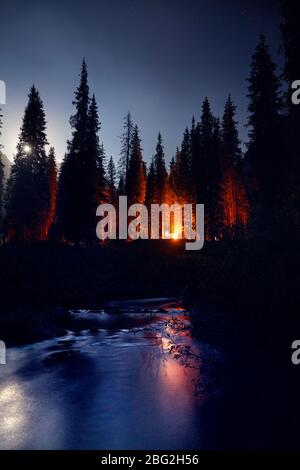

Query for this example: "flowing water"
[0,299,221,450]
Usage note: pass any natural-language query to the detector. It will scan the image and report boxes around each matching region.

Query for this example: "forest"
[0,1,299,316]
[1,0,300,457]
[0,1,298,246]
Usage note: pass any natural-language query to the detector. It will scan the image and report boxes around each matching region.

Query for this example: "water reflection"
[0,300,219,449]
[0,383,25,448]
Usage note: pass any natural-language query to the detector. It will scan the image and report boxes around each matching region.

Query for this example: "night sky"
[1,0,282,164]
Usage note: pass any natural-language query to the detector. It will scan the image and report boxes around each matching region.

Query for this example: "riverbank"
[1,238,300,448]
[184,234,300,449]
[0,299,207,450]
[0,234,299,348]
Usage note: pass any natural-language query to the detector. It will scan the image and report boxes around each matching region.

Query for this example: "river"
[0,299,221,450]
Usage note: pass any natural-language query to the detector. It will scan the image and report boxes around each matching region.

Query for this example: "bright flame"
[164,229,181,240]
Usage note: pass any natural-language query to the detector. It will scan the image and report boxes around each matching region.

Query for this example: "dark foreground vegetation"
[1,235,299,449]
[0,232,299,347]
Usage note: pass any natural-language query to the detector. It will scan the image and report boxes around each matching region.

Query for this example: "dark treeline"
[0,0,299,244]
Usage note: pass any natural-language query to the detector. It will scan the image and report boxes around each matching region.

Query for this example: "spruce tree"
[190,116,201,203]
[221,96,240,236]
[246,36,284,226]
[106,156,117,205]
[118,112,134,194]
[46,147,57,237]
[198,98,222,239]
[88,95,106,218]
[0,107,4,218]
[209,118,223,239]
[198,98,214,206]
[58,60,101,243]
[169,149,181,204]
[98,141,107,200]
[280,0,300,224]
[153,132,168,204]
[127,125,146,205]
[145,158,156,208]
[177,128,192,204]
[6,85,49,241]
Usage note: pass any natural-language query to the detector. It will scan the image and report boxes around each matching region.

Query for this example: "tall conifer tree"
[127,125,146,205]
[58,61,101,242]
[153,132,168,204]
[106,156,117,205]
[280,0,300,224]
[145,158,156,208]
[220,95,249,237]
[6,86,49,241]
[0,107,4,218]
[246,35,283,223]
[118,112,134,194]
[46,147,57,237]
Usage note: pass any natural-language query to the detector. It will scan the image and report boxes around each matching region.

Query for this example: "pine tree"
[198,98,214,206]
[98,141,107,200]
[145,158,156,208]
[198,98,222,239]
[127,125,146,205]
[118,112,134,194]
[106,156,117,205]
[246,35,284,224]
[177,128,192,204]
[58,60,101,243]
[46,147,57,237]
[169,149,181,204]
[190,116,201,203]
[6,85,49,241]
[209,118,223,239]
[0,107,4,219]
[117,173,125,197]
[220,95,249,237]
[280,0,300,224]
[88,95,106,207]
[153,132,168,204]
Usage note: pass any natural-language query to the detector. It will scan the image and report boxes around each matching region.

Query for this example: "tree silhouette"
[58,60,101,243]
[0,107,4,219]
[153,132,169,204]
[220,95,249,237]
[177,128,192,204]
[6,85,49,241]
[127,125,146,205]
[169,148,181,204]
[118,112,134,194]
[145,157,155,207]
[106,156,117,205]
[246,35,284,226]
[197,98,222,239]
[280,0,300,225]
[46,147,58,238]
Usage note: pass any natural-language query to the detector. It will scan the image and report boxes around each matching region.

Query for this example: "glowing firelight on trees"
[96,197,205,250]
[165,229,181,240]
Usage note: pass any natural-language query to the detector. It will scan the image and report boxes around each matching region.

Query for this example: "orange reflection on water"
[144,311,201,404]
